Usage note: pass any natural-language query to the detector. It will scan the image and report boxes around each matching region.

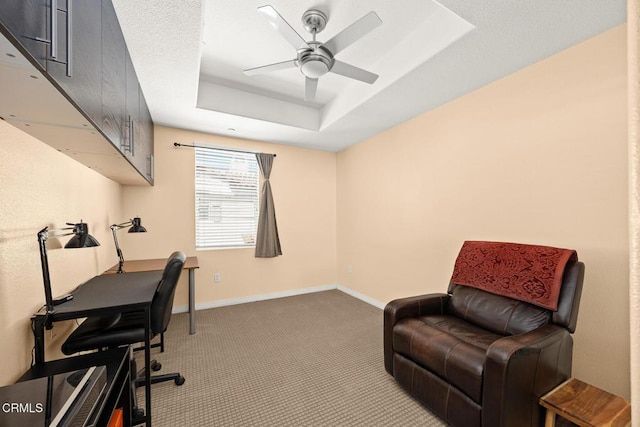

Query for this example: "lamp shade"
[64,222,100,248]
[128,217,147,233]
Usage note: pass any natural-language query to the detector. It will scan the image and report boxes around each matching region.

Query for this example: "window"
[195,147,259,249]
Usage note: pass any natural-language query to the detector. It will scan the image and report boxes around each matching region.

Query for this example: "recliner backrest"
[447,261,585,334]
[151,251,186,334]
[551,261,584,332]
[447,286,551,335]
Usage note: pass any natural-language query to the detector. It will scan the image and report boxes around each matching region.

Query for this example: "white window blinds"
[195,147,259,249]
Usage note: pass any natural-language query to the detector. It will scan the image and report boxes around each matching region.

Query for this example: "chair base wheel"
[151,360,161,371]
[175,375,185,386]
[132,407,145,424]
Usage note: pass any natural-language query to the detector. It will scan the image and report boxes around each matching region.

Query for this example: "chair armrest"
[383,293,449,375]
[483,324,573,427]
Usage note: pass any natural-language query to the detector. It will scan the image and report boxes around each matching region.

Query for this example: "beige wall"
[337,25,629,397]
[0,120,122,384]
[120,126,337,308]
[0,20,629,405]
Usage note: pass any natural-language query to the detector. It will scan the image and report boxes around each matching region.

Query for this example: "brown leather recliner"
[384,249,584,427]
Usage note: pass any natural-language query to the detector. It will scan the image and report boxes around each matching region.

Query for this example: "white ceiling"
[112,0,626,152]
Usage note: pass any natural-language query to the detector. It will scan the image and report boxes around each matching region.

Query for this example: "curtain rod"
[173,142,276,157]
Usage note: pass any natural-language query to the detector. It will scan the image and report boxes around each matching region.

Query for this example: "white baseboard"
[172,284,337,313]
[172,283,385,313]
[336,285,386,309]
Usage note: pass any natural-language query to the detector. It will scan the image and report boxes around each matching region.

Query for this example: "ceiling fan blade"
[243,59,297,76]
[323,11,382,55]
[257,5,309,50]
[330,60,378,84]
[305,77,318,101]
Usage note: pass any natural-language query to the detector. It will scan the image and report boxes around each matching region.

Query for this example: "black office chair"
[61,251,187,416]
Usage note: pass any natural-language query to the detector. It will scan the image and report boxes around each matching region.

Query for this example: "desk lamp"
[37,221,100,315]
[110,217,146,274]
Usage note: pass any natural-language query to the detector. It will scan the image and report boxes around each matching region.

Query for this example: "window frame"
[194,146,260,250]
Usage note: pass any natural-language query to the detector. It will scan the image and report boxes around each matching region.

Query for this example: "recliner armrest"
[483,324,573,427]
[383,293,449,375]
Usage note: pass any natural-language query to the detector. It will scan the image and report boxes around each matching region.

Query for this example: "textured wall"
[0,121,122,384]
[628,1,640,424]
[337,25,629,397]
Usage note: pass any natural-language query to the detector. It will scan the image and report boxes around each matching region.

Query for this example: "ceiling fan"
[243,5,382,102]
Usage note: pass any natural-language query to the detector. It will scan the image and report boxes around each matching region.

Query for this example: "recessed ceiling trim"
[321,2,476,130]
[197,80,320,130]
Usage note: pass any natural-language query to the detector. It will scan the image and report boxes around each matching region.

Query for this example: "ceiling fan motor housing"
[298,42,334,78]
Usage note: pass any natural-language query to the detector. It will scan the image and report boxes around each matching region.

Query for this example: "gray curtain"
[255,153,282,258]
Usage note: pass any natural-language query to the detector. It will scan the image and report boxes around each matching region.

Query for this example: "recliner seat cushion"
[392,314,503,403]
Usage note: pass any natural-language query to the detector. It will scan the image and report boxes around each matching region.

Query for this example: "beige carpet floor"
[136,290,446,426]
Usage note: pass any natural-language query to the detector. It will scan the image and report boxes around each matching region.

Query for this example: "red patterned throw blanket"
[450,241,578,310]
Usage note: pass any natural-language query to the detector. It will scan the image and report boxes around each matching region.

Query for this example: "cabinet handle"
[127,116,135,156]
[35,0,58,58]
[66,0,72,77]
[131,118,135,156]
[51,0,58,59]
[122,116,135,155]
[147,154,154,179]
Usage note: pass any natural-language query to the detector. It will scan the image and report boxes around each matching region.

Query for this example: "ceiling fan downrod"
[298,9,332,79]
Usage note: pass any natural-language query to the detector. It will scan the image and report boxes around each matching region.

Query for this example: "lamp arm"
[111,226,126,273]
[37,229,54,315]
[111,221,133,230]
[37,226,75,315]
[36,222,98,320]
[40,226,76,241]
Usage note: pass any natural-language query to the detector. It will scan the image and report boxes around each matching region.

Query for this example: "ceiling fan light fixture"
[300,58,330,78]
[298,43,334,79]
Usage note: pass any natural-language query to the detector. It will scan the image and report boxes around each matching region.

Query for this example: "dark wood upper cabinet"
[139,90,154,182]
[100,0,126,152]
[125,47,154,183]
[0,0,49,70]
[124,49,139,158]
[47,0,102,128]
[0,0,154,185]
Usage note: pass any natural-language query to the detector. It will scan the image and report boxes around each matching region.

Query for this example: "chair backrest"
[447,261,585,334]
[150,251,186,334]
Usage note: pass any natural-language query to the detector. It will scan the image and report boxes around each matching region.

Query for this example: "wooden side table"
[539,378,631,427]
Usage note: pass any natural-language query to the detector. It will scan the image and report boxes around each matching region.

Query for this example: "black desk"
[17,347,131,426]
[31,270,162,427]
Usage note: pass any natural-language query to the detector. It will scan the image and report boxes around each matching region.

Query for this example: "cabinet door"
[100,0,126,150]
[138,89,154,183]
[125,49,139,160]
[47,0,102,127]
[0,0,49,69]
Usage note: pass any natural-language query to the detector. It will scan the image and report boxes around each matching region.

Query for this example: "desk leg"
[544,409,556,427]
[144,306,152,426]
[32,316,46,365]
[189,268,196,335]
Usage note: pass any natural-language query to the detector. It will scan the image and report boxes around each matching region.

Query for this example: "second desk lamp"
[110,217,146,273]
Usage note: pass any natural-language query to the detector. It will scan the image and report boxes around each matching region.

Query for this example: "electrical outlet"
[347,265,353,274]
[214,272,221,283]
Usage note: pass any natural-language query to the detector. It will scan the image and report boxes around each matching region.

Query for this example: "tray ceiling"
[112,0,626,152]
